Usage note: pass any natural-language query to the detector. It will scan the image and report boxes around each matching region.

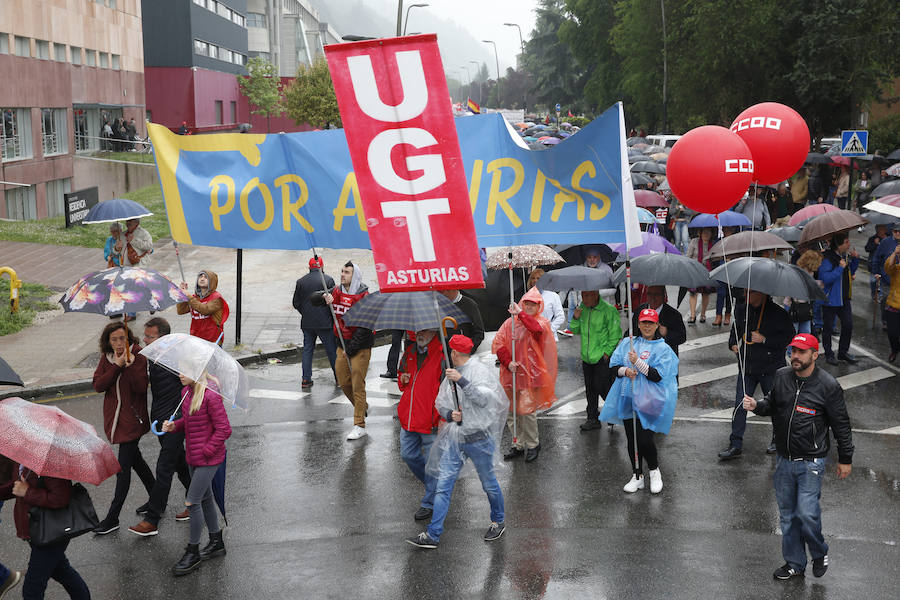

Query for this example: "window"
[35,39,49,59]
[2,108,32,161]
[215,101,223,125]
[85,49,96,66]
[0,33,8,54]
[99,52,108,68]
[71,46,81,65]
[232,12,245,27]
[217,4,230,19]
[206,0,216,10]
[73,107,101,152]
[14,36,29,57]
[247,12,265,28]
[220,48,233,63]
[194,40,208,56]
[230,101,236,124]
[41,108,68,156]
[249,51,270,61]
[233,53,245,66]
[53,43,66,61]
[193,0,204,6]
[5,187,36,221]
[45,178,72,218]
[208,44,218,59]
[111,54,120,69]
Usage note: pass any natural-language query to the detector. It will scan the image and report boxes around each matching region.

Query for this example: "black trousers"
[822,302,852,358]
[145,432,191,525]
[624,418,658,474]
[23,539,90,600]
[385,330,405,375]
[105,439,155,522]
[583,358,612,420]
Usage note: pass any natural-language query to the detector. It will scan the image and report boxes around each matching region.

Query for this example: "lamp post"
[482,39,500,108]
[460,64,471,101]
[403,3,428,35]
[396,1,403,36]
[503,22,526,114]
[469,60,482,104]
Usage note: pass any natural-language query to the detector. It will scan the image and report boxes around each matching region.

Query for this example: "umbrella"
[887,163,900,177]
[805,152,831,165]
[541,137,561,146]
[626,136,647,146]
[863,194,900,219]
[555,244,620,265]
[631,161,666,175]
[707,231,792,260]
[658,178,670,192]
[140,333,249,410]
[788,203,840,226]
[688,211,751,229]
[0,355,23,386]
[860,211,897,226]
[608,232,681,257]
[342,291,470,332]
[643,145,666,155]
[798,209,866,245]
[650,152,668,161]
[768,225,804,243]
[628,154,646,164]
[611,253,712,288]
[636,207,658,224]
[633,190,668,209]
[631,173,653,187]
[59,266,189,316]
[81,198,153,224]
[0,397,121,485]
[709,257,826,301]
[535,265,615,292]
[872,180,900,198]
[830,156,852,167]
[886,148,900,161]
[485,245,564,270]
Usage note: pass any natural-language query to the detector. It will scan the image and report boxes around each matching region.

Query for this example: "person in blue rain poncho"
[600,308,678,495]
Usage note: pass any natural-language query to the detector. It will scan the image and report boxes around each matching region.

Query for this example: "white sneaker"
[346,425,367,440]
[648,468,663,494]
[623,475,644,493]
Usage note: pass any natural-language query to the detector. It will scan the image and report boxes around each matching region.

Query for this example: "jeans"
[0,559,8,583]
[774,456,828,572]
[583,359,611,420]
[104,439,155,523]
[730,370,776,449]
[23,539,91,600]
[399,428,437,509]
[822,303,852,358]
[715,281,732,316]
[673,221,689,254]
[301,328,337,383]
[145,431,191,526]
[427,437,504,542]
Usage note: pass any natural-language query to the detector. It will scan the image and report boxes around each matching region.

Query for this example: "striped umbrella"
[342,291,470,332]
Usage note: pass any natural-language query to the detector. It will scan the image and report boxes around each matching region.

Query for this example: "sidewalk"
[0,237,377,397]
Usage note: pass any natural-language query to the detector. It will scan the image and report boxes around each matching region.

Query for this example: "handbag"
[788,301,812,323]
[28,480,99,547]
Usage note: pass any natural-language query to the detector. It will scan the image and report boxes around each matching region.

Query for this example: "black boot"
[172,544,202,576]
[200,530,226,560]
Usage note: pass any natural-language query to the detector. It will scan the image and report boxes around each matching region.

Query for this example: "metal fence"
[74,134,155,163]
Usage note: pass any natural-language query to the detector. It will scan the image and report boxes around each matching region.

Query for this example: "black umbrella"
[611,253,711,288]
[872,180,900,198]
[887,148,900,161]
[709,257,826,301]
[555,244,620,265]
[631,173,653,187]
[805,152,831,165]
[768,225,804,243]
[0,356,24,387]
[631,161,666,175]
[627,136,647,147]
[860,211,897,227]
[535,265,615,292]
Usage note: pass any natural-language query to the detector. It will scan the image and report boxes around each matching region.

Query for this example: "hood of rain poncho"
[599,335,679,434]
[425,357,508,479]
[342,262,364,295]
[491,286,558,414]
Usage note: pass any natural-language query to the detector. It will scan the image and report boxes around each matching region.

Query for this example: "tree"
[237,57,284,133]
[521,0,585,111]
[283,58,342,130]
[561,0,623,115]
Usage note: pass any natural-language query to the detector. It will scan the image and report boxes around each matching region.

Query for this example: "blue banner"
[149,103,630,250]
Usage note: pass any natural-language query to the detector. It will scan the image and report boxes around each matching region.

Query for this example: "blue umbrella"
[688,211,751,229]
[81,198,153,224]
[212,454,227,525]
[636,207,658,224]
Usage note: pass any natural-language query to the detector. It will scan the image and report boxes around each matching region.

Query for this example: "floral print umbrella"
[60,266,189,315]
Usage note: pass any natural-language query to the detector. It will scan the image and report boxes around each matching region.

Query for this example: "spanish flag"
[466,98,481,114]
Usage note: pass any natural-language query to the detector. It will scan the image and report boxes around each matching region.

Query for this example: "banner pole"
[508,251,517,446]
[235,249,242,345]
[313,248,352,374]
[625,252,640,478]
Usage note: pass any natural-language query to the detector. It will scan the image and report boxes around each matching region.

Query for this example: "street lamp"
[459,65,471,101]
[482,39,500,107]
[403,3,428,35]
[503,22,526,114]
[469,60,482,104]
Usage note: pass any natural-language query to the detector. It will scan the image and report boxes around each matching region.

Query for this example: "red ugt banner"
[325,35,484,292]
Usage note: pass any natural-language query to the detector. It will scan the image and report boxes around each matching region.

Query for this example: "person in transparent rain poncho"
[406,335,508,549]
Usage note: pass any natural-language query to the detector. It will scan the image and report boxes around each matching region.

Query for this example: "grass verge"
[0,185,169,249]
[0,278,57,336]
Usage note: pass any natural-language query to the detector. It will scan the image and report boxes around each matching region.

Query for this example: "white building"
[246,0,341,76]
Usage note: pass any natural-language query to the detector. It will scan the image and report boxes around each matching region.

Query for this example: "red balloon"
[730,102,810,185]
[666,126,755,214]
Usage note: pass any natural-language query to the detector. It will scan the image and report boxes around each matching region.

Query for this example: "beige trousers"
[335,347,371,427]
[506,411,539,449]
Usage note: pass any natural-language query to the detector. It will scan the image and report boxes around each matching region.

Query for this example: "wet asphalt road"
[1,301,898,599]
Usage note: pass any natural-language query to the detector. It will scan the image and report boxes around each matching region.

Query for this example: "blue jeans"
[301,328,337,383]
[400,429,437,509]
[715,281,732,316]
[427,436,504,541]
[0,559,8,583]
[730,370,776,449]
[674,221,689,254]
[774,456,828,571]
[23,539,91,600]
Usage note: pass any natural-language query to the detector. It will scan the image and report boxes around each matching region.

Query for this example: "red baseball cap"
[638,308,659,323]
[309,257,323,269]
[789,333,818,351]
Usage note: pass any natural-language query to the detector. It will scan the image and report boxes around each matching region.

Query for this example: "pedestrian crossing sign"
[841,130,868,156]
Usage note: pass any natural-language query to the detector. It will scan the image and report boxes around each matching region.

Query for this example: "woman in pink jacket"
[162,372,232,577]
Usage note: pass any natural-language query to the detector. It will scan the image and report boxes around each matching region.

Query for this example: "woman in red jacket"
[91,321,154,535]
[162,371,232,576]
[0,465,91,599]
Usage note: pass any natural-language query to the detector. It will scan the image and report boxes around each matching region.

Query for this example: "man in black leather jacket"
[744,333,853,581]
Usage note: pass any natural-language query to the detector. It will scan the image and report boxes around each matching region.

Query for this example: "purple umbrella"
[609,232,681,257]
[541,137,561,145]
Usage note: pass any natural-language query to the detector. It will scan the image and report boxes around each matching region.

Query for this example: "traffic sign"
[841,130,868,156]
[555,103,561,112]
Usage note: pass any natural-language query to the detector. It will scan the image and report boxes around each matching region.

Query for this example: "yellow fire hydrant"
[0,267,22,313]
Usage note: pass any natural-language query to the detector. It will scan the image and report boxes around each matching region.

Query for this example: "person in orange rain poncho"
[492,286,558,463]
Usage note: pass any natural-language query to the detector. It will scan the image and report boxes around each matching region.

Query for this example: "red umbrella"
[633,190,668,209]
[788,203,840,226]
[0,397,120,485]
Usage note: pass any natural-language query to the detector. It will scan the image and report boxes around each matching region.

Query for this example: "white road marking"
[678,364,739,389]
[248,388,306,400]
